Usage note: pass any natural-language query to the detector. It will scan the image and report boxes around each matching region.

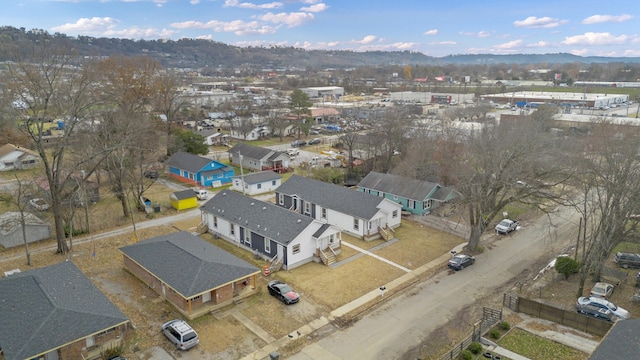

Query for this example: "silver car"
[161,319,199,350]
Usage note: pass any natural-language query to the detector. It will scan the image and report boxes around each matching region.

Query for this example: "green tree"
[171,129,208,155]
[555,256,580,279]
[289,89,312,139]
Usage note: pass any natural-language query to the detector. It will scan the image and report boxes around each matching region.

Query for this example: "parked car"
[613,252,640,269]
[576,296,629,320]
[144,169,159,179]
[285,148,299,156]
[308,138,321,145]
[495,219,518,234]
[447,254,475,271]
[575,303,615,322]
[291,140,307,147]
[29,198,49,211]
[589,282,615,299]
[161,319,199,350]
[267,280,300,305]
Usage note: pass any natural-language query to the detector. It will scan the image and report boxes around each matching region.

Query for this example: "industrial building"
[482,91,629,109]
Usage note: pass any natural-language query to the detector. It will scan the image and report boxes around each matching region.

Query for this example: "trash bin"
[254,249,260,260]
[269,352,279,360]
[153,204,161,213]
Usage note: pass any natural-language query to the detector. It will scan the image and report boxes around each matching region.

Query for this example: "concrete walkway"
[340,240,411,272]
[238,242,467,360]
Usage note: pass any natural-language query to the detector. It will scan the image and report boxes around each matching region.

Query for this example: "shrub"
[459,349,473,360]
[467,341,483,354]
[555,256,580,279]
[499,321,511,331]
[490,329,501,340]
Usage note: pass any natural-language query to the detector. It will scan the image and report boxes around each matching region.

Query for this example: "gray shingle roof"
[228,143,282,161]
[276,175,386,220]
[0,212,48,236]
[172,189,197,200]
[589,319,640,360]
[358,171,460,203]
[233,171,282,184]
[119,231,259,298]
[166,152,212,173]
[0,261,129,360]
[201,190,314,245]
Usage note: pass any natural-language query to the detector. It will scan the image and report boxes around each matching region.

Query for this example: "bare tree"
[5,42,108,253]
[152,70,189,157]
[0,173,36,265]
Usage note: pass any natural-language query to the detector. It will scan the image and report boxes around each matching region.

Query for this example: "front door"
[203,292,211,303]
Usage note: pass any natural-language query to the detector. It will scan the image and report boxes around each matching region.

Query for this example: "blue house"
[357,171,460,216]
[166,152,234,187]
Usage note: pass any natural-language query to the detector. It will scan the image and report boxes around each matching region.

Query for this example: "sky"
[3,0,639,58]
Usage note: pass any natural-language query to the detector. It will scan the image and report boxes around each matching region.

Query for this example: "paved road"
[290,205,582,360]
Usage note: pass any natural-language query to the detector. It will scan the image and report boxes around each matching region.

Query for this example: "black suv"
[613,252,640,268]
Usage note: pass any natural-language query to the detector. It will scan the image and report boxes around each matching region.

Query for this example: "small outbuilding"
[0,212,51,248]
[170,189,198,211]
[231,171,282,195]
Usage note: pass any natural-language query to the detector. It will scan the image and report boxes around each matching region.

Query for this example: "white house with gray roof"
[0,261,130,360]
[228,142,290,173]
[201,190,342,270]
[232,170,282,195]
[0,211,51,248]
[119,231,261,320]
[275,175,403,241]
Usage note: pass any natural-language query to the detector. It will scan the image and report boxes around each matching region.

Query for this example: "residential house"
[310,107,341,124]
[201,190,342,269]
[199,130,229,146]
[275,175,402,241]
[170,189,198,211]
[119,231,260,320]
[0,143,40,171]
[229,125,270,141]
[357,171,461,216]
[231,171,282,196]
[0,261,130,360]
[166,152,234,187]
[0,212,51,248]
[228,143,290,173]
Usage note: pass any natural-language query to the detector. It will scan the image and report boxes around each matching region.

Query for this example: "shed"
[170,189,198,211]
[0,212,51,248]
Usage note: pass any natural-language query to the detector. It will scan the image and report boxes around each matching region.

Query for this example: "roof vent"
[297,219,301,223]
[263,206,266,210]
[251,202,255,206]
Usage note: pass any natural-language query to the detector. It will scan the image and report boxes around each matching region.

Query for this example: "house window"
[257,183,262,189]
[321,208,327,219]
[230,224,235,236]
[378,192,384,197]
[278,193,284,205]
[272,180,277,186]
[292,244,301,254]
[408,200,415,209]
[304,202,311,215]
[353,218,359,231]
[392,210,398,218]
[265,238,271,253]
[424,200,432,209]
[213,216,218,228]
[244,228,251,247]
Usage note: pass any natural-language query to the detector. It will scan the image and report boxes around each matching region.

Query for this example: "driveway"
[289,205,582,359]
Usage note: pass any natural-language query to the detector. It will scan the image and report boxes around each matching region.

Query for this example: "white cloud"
[51,17,120,33]
[526,41,550,47]
[353,35,378,44]
[224,0,283,10]
[561,32,630,46]
[171,19,279,35]
[190,0,200,4]
[582,14,633,24]
[257,12,314,27]
[569,48,590,56]
[423,29,439,36]
[493,39,522,50]
[300,3,328,12]
[622,49,640,56]
[459,31,490,38]
[513,16,567,28]
[429,41,456,45]
[105,27,176,39]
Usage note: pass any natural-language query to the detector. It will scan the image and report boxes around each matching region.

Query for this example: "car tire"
[459,265,464,270]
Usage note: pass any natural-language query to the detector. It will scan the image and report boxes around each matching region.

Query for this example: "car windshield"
[279,284,294,293]
[593,285,606,293]
[499,220,511,226]
[450,256,464,264]
[183,331,197,341]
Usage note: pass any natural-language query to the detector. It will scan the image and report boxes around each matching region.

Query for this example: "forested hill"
[1,26,639,69]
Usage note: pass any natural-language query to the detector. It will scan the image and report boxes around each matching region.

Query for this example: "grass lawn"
[498,328,588,360]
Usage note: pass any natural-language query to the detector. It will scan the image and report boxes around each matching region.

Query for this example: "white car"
[576,296,629,320]
[495,219,518,234]
[29,198,49,211]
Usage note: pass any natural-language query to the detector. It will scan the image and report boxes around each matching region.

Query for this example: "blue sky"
[3,0,639,57]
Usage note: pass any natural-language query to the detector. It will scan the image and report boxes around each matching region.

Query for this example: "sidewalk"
[239,242,467,360]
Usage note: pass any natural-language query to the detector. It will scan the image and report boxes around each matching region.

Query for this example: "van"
[162,319,199,350]
[194,189,208,200]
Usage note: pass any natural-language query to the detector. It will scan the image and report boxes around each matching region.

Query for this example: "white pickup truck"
[495,219,518,235]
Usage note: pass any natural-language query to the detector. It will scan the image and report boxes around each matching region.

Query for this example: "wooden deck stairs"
[319,248,337,266]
